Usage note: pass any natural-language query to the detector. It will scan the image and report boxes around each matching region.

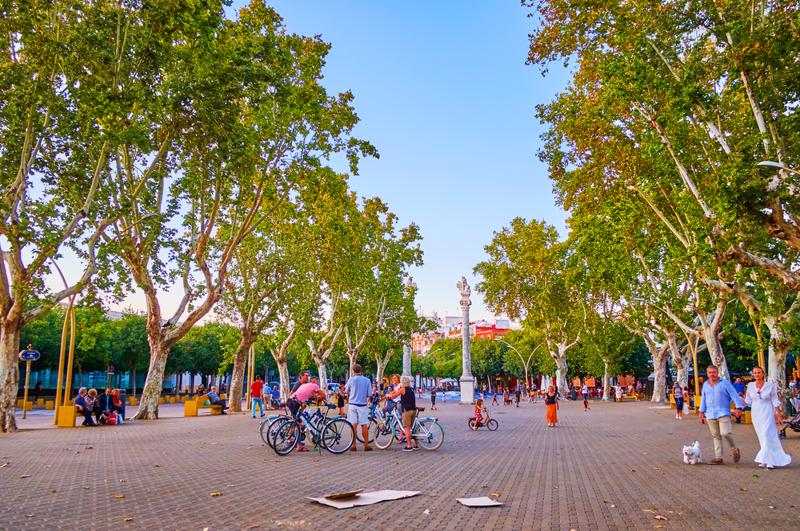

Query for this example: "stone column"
[457,276,475,404]
[402,343,412,380]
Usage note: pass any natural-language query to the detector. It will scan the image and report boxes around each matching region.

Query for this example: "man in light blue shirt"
[699,365,743,464]
[344,363,373,452]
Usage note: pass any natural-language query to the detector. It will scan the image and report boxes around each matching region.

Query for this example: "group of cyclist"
[274,366,424,454]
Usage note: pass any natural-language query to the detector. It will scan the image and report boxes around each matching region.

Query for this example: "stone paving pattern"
[1,397,798,530]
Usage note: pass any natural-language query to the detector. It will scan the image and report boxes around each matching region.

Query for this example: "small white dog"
[682,441,702,464]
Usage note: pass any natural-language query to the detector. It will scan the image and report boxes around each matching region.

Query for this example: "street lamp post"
[496,339,541,392]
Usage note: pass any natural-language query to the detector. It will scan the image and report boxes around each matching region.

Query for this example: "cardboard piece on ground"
[308,490,420,509]
[325,489,364,500]
[457,497,504,507]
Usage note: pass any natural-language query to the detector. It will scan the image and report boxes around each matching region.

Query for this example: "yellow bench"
[45,400,55,410]
[128,396,138,406]
[622,394,638,402]
[183,395,223,416]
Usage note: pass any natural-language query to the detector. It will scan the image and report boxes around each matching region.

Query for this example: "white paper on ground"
[308,490,421,509]
[457,497,504,507]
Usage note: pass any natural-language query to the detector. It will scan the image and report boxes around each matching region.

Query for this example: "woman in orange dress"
[545,386,559,427]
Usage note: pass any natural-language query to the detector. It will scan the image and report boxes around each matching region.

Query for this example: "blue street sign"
[19,350,40,361]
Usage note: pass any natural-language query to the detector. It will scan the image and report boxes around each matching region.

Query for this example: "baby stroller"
[779,411,800,438]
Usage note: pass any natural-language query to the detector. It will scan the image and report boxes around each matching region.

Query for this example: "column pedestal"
[459,376,475,404]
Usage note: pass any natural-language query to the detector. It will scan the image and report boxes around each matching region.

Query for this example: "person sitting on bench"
[207,386,228,414]
[74,388,96,426]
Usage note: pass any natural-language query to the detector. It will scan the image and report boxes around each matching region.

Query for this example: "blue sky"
[235,1,570,320]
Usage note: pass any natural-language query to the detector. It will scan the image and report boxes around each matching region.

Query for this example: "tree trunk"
[667,332,690,388]
[602,360,611,400]
[0,319,22,433]
[315,359,329,393]
[132,367,137,396]
[765,318,789,406]
[376,360,388,385]
[228,331,254,413]
[651,345,669,403]
[347,349,358,380]
[552,348,568,395]
[133,338,170,420]
[277,361,290,402]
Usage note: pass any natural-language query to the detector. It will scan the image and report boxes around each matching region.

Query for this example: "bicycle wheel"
[321,418,354,454]
[415,419,444,451]
[373,419,394,450]
[260,415,284,446]
[486,419,499,431]
[356,418,379,443]
[271,418,300,456]
[467,418,478,431]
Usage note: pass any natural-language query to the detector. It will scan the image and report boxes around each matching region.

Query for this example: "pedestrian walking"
[673,382,684,420]
[545,386,558,427]
[582,384,590,411]
[430,387,437,410]
[744,367,791,469]
[514,386,521,408]
[250,375,265,418]
[698,365,743,464]
[492,391,499,406]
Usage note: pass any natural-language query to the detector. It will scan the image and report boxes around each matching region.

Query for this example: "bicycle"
[468,408,498,431]
[270,402,354,456]
[258,401,292,446]
[373,403,444,451]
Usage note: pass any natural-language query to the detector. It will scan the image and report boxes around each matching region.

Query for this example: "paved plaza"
[1,398,798,530]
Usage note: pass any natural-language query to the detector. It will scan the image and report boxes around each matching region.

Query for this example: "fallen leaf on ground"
[210,492,223,497]
[85,446,94,450]
[226,484,236,487]
[768,505,776,509]
[642,509,656,514]
[0,462,10,468]
[423,509,430,515]
[489,492,501,497]
[113,495,125,500]
[481,484,488,488]
[752,473,760,478]
[123,517,134,523]
[654,515,668,521]
[26,514,35,518]
[153,464,161,468]
[119,479,127,483]
[610,505,616,508]
[82,486,90,490]
[429,493,438,497]
[347,515,356,520]
[739,488,747,492]
[19,474,30,478]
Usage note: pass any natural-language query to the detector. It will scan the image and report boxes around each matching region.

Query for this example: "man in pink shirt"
[287,375,325,452]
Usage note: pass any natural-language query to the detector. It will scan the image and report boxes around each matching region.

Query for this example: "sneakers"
[402,446,414,452]
[732,448,741,463]
[709,458,723,465]
[364,446,373,452]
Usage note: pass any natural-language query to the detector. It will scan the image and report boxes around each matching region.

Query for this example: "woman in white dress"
[744,367,791,469]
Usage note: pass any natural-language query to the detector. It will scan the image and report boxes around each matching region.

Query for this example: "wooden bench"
[621,394,638,402]
[183,395,223,416]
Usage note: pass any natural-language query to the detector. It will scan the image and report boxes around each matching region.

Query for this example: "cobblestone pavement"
[1,398,798,530]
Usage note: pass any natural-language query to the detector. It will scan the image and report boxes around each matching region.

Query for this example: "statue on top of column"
[457,276,471,308]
